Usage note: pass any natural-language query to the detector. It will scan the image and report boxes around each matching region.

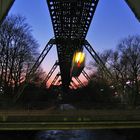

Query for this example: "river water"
[35,129,139,140]
[0,129,140,140]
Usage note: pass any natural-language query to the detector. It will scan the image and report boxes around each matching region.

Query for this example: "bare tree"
[89,35,140,107]
[0,15,40,94]
[117,35,140,105]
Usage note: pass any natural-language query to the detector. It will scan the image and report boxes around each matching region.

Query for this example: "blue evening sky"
[8,0,140,84]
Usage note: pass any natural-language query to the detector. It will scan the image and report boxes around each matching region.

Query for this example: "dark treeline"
[85,35,140,108]
[0,15,140,109]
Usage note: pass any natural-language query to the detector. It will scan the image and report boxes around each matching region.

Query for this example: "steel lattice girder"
[47,0,99,39]
[74,77,84,87]
[13,39,55,102]
[47,0,99,90]
[82,69,91,81]
[125,0,140,22]
[84,40,112,79]
[71,79,78,89]
[0,0,15,24]
[50,72,61,86]
[43,60,59,85]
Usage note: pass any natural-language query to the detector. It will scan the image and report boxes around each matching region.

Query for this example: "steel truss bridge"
[0,0,140,101]
[13,0,115,102]
[1,0,140,130]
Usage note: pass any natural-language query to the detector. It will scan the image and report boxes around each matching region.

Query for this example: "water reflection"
[35,129,139,140]
[36,130,92,140]
[0,129,140,140]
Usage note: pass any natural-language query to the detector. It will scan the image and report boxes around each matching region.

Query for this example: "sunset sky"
[8,0,140,86]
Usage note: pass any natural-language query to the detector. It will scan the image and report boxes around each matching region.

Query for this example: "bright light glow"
[71,51,86,77]
[126,81,131,85]
[73,52,85,64]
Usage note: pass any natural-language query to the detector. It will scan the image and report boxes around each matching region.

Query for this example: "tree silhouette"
[0,15,41,95]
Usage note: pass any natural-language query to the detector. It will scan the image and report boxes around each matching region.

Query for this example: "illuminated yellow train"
[71,51,85,77]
